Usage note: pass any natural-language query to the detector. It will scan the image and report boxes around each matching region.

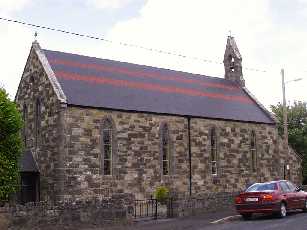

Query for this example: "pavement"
[79,209,239,230]
[105,209,307,230]
[44,208,307,230]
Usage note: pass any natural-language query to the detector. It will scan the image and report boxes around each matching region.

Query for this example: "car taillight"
[235,196,242,204]
[262,194,273,201]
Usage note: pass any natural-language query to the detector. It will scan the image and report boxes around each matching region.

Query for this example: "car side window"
[286,181,296,192]
[280,182,290,192]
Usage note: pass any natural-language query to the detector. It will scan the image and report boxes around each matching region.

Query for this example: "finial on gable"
[32,32,41,50]
[32,31,41,48]
[223,36,245,87]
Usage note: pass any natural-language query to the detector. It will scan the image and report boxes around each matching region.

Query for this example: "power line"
[0,17,113,42]
[0,16,267,73]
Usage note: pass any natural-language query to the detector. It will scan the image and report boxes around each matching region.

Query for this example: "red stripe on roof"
[49,59,239,91]
[55,71,253,104]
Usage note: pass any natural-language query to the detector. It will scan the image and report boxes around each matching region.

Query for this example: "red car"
[235,180,307,219]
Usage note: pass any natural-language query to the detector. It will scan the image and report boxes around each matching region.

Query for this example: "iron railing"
[134,197,173,219]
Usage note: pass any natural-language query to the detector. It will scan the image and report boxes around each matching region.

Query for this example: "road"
[118,211,307,230]
[75,210,307,230]
[197,211,307,230]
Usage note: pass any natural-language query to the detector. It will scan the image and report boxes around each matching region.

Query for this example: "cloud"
[100,0,289,107]
[86,0,136,9]
[0,0,32,98]
[0,0,306,107]
[0,80,4,89]
[0,0,29,15]
[106,0,273,65]
[0,22,33,99]
[98,0,307,108]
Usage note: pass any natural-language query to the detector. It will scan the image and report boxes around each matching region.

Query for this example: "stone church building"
[15,37,302,203]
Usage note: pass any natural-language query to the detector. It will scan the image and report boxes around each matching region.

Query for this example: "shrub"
[0,88,23,201]
[154,186,169,204]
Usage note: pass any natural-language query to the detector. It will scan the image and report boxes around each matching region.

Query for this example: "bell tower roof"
[226,36,242,59]
[223,36,245,87]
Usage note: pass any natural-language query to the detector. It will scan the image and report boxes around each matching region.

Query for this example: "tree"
[271,101,307,184]
[0,87,23,201]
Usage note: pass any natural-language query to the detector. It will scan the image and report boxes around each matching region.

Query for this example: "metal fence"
[134,198,173,219]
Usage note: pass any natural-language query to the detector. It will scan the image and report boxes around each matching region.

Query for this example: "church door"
[20,172,40,204]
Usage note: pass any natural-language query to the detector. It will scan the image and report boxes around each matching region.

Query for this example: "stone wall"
[15,47,62,201]
[15,45,302,203]
[61,107,189,200]
[190,119,302,194]
[172,192,238,217]
[59,106,302,201]
[1,197,129,230]
[284,144,302,184]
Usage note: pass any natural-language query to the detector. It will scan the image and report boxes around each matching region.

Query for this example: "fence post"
[146,200,149,217]
[169,197,173,218]
[154,199,158,220]
[134,201,136,218]
[151,199,154,217]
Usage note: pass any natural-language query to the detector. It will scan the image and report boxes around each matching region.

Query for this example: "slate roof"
[20,150,39,172]
[43,49,275,124]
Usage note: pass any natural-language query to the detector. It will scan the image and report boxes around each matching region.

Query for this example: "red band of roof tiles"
[49,59,239,91]
[55,71,253,104]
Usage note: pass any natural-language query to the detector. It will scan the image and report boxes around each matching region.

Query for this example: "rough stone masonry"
[15,37,302,204]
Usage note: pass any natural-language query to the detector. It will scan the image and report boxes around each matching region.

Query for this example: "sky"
[0,0,306,110]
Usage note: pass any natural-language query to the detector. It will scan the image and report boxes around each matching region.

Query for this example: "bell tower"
[223,36,245,87]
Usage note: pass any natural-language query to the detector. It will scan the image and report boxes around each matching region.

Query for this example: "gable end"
[32,41,66,103]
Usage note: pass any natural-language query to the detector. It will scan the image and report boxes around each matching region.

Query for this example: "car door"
[279,181,295,209]
[287,181,305,208]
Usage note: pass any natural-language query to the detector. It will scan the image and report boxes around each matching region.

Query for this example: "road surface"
[202,211,307,230]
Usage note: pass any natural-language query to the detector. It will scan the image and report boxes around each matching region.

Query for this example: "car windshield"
[246,183,277,192]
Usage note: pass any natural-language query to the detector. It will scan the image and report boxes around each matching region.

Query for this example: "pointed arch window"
[250,131,257,172]
[228,55,235,71]
[35,98,41,147]
[161,123,170,176]
[23,104,27,146]
[283,164,290,180]
[210,128,218,176]
[101,118,115,175]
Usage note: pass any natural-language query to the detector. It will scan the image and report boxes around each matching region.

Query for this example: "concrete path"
[79,209,238,230]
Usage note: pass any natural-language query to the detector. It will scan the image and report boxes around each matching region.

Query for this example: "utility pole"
[281,69,288,145]
[281,70,302,145]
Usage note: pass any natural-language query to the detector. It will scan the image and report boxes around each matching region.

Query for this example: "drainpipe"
[57,102,67,202]
[187,117,192,196]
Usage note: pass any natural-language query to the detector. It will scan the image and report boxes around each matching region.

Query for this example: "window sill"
[101,174,115,180]
[212,175,219,184]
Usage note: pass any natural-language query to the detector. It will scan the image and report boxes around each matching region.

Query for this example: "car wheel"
[241,213,252,220]
[303,200,307,212]
[277,202,287,218]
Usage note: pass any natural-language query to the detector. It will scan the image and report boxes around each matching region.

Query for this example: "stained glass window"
[35,99,41,147]
[251,131,257,172]
[211,128,218,175]
[23,104,27,146]
[161,124,170,175]
[102,119,113,175]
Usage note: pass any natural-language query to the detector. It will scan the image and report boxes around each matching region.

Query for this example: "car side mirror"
[295,186,302,192]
